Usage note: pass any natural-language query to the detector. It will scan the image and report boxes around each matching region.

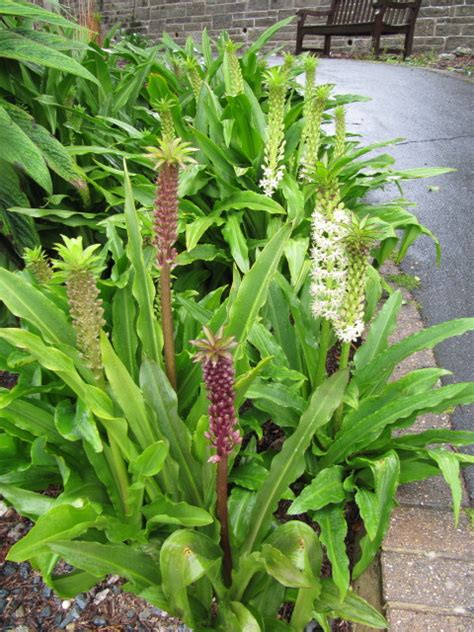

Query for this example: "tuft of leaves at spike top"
[191,327,241,463]
[260,66,288,197]
[145,138,196,267]
[334,215,383,343]
[53,236,105,377]
[23,246,52,284]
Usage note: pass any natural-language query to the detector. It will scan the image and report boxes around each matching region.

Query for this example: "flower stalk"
[334,105,346,159]
[224,40,244,96]
[301,83,331,179]
[192,327,241,586]
[146,138,196,389]
[23,246,52,285]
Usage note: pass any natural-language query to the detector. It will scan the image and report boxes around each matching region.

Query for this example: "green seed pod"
[334,105,346,159]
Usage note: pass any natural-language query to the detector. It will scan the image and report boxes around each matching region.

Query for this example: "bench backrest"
[329,0,416,26]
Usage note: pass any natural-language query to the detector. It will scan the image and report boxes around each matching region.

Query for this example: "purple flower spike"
[191,327,241,463]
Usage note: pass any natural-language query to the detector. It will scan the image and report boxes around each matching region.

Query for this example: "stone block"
[269,0,295,8]
[462,24,474,36]
[446,35,474,49]
[381,551,474,612]
[387,608,474,632]
[415,19,436,36]
[397,474,469,509]
[211,13,233,29]
[185,2,207,17]
[383,506,474,559]
[436,22,464,36]
[455,5,474,17]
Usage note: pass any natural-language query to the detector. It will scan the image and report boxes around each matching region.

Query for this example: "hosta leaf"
[313,505,350,600]
[289,466,346,515]
[0,31,98,83]
[241,369,349,554]
[48,540,161,587]
[0,104,51,192]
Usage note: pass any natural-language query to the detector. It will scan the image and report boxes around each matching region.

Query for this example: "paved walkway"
[315,59,474,498]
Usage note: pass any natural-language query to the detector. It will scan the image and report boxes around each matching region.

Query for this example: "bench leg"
[323,35,331,56]
[404,26,415,59]
[295,26,304,55]
[371,34,381,58]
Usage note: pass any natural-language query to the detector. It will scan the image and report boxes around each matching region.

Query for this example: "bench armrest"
[296,8,333,25]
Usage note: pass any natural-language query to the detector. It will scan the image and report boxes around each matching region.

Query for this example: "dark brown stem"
[217,456,232,587]
[160,261,177,390]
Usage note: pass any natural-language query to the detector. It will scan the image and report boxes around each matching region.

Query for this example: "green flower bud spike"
[334,105,346,159]
[301,83,331,180]
[156,97,176,144]
[223,40,244,96]
[185,57,203,100]
[54,236,105,378]
[335,215,382,344]
[260,67,288,197]
[145,138,196,390]
[23,246,52,284]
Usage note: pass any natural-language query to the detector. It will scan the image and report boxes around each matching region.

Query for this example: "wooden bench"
[295,0,422,59]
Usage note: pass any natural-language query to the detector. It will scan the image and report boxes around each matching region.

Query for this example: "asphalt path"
[314,59,474,498]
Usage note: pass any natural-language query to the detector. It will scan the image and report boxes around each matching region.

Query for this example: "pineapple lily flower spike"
[146,137,196,390]
[191,326,241,586]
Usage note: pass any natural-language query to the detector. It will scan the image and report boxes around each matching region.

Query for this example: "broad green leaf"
[0,1,82,28]
[428,449,462,526]
[227,223,292,347]
[144,496,213,528]
[244,16,295,56]
[322,383,474,467]
[54,399,102,453]
[112,283,138,381]
[0,269,75,346]
[101,334,157,449]
[354,290,403,370]
[0,484,54,520]
[130,441,169,478]
[229,487,257,547]
[215,191,285,215]
[185,215,221,251]
[241,370,349,554]
[314,579,387,629]
[353,451,400,578]
[50,570,105,599]
[160,530,222,626]
[0,31,98,83]
[354,318,474,394]
[8,502,101,562]
[390,429,474,450]
[140,358,203,506]
[222,212,249,273]
[314,505,349,600]
[48,540,161,587]
[123,161,161,363]
[289,466,346,515]
[0,104,51,192]
[284,238,310,288]
[2,101,86,190]
[228,602,261,631]
[261,544,313,588]
[265,521,323,580]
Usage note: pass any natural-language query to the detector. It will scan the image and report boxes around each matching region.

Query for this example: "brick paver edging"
[355,262,474,632]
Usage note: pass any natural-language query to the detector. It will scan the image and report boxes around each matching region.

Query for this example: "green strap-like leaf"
[226,222,292,347]
[428,449,462,526]
[314,579,387,629]
[0,31,98,83]
[241,369,349,554]
[313,505,350,600]
[288,466,346,515]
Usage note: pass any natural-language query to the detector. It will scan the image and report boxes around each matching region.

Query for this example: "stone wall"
[52,1,474,54]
